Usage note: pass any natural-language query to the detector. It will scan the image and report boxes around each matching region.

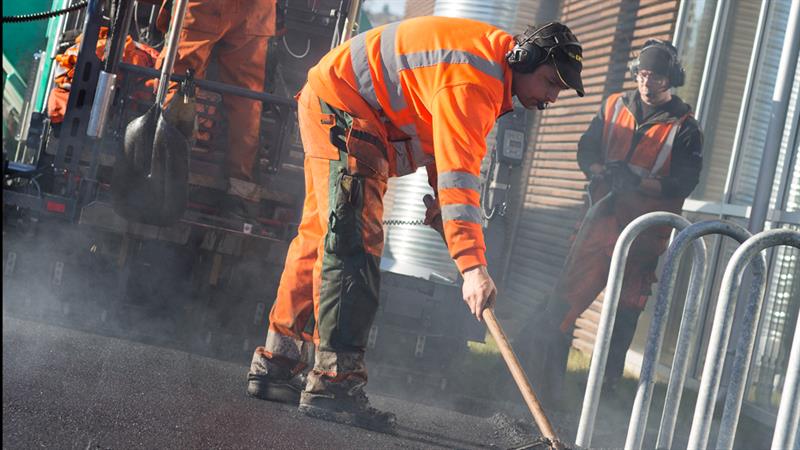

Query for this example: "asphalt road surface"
[3,316,544,449]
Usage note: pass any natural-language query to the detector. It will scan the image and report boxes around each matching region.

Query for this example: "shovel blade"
[112,104,191,227]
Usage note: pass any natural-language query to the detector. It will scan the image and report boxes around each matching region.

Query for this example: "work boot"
[228,177,261,202]
[246,332,315,405]
[222,195,262,221]
[298,350,396,432]
[223,177,262,221]
[246,347,308,404]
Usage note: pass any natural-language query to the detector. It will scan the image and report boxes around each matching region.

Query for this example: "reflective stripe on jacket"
[602,92,688,179]
[599,92,690,227]
[307,16,515,272]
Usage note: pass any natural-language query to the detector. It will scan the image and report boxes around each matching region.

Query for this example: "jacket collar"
[500,60,515,116]
[622,90,692,124]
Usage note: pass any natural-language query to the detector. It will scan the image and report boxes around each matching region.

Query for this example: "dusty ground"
[3,315,549,449]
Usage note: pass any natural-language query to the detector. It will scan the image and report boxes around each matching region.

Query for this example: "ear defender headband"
[629,39,686,87]
[507,23,582,74]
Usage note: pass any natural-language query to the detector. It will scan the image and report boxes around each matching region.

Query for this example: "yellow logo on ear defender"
[569,52,582,62]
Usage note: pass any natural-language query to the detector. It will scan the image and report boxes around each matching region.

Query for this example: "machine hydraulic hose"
[2,1,88,23]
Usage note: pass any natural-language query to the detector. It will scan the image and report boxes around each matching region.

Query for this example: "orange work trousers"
[268,85,389,356]
[157,0,275,181]
[556,199,665,332]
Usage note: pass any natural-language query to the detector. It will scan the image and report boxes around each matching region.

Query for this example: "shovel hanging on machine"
[111,0,193,227]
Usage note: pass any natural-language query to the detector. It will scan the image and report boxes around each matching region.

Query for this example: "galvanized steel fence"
[574,216,800,450]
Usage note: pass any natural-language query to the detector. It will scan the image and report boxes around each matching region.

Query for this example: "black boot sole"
[298,403,396,433]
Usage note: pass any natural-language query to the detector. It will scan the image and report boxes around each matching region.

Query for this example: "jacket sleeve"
[430,84,497,273]
[577,103,607,178]
[660,116,703,198]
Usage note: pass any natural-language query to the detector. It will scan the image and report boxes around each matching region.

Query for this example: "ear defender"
[506,25,548,74]
[629,57,640,80]
[671,58,686,87]
[506,23,581,74]
[630,39,686,87]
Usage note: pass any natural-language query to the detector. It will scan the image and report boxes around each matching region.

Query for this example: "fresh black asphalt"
[3,315,543,449]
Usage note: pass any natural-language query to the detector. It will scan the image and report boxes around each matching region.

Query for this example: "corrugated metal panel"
[403,0,435,18]
[383,0,522,281]
[434,0,518,29]
[499,0,680,348]
[382,170,459,281]
[433,0,554,34]
[510,1,561,35]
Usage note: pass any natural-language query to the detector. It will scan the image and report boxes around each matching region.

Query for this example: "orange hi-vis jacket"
[48,27,159,124]
[306,16,515,273]
[600,92,691,227]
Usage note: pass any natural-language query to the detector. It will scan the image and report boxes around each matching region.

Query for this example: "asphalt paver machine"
[2,1,487,386]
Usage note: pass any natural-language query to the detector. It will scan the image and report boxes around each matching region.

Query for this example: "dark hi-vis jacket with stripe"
[578,90,703,230]
[306,16,516,273]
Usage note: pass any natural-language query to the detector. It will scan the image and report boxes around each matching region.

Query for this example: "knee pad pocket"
[326,171,365,258]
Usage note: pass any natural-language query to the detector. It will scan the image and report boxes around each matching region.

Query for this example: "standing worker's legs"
[603,305,642,390]
[217,32,269,185]
[156,0,228,103]
[299,151,391,429]
[556,214,618,333]
[523,212,640,405]
[600,250,659,389]
[156,27,218,102]
[157,0,274,208]
[216,0,274,204]
[247,156,323,403]
[540,242,655,404]
[248,87,392,429]
[247,85,335,402]
[532,234,611,407]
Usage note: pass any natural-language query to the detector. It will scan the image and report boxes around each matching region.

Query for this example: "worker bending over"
[246,17,585,429]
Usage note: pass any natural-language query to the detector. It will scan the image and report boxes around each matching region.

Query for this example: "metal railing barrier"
[625,220,718,450]
[575,212,699,448]
[772,279,800,450]
[653,221,758,450]
[632,220,754,450]
[687,228,799,450]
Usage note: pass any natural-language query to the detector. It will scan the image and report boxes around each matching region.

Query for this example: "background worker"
[245,17,585,430]
[518,39,703,404]
[155,0,277,215]
[48,27,160,130]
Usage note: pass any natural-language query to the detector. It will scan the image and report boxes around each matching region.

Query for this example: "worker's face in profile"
[513,63,568,110]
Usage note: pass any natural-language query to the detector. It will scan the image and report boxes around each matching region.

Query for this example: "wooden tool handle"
[483,308,563,449]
